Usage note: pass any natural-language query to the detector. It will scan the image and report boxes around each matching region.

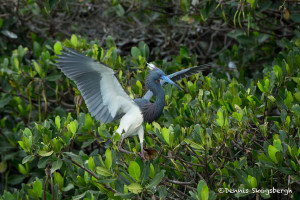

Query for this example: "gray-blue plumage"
[134,68,168,123]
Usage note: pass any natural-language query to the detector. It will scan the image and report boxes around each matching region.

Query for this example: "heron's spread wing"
[143,64,211,101]
[55,47,137,124]
[166,64,210,82]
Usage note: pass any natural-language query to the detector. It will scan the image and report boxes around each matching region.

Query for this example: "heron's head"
[147,63,182,90]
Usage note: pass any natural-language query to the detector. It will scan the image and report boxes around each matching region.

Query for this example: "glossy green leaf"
[33,60,44,78]
[128,161,140,181]
[105,149,112,170]
[268,145,278,163]
[38,150,54,157]
[127,183,143,194]
[131,47,141,59]
[54,172,64,190]
[88,157,95,170]
[22,155,35,164]
[96,166,112,176]
[216,109,224,127]
[71,34,78,47]
[51,158,63,173]
[54,41,63,55]
[33,179,42,197]
[162,127,170,144]
[55,116,61,130]
[85,113,93,131]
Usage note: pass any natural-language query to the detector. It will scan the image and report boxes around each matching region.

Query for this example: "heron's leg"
[137,126,145,160]
[140,142,145,160]
[118,135,131,154]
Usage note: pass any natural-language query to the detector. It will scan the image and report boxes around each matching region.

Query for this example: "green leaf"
[180,46,189,57]
[105,149,112,170]
[33,60,44,78]
[294,92,300,101]
[232,111,243,122]
[290,14,300,23]
[22,155,35,164]
[136,80,142,95]
[273,139,282,152]
[88,157,95,170]
[51,158,63,173]
[149,164,155,178]
[216,109,224,127]
[146,170,165,189]
[196,180,209,200]
[268,95,276,102]
[85,113,93,131]
[33,179,42,197]
[127,183,143,194]
[0,160,7,173]
[248,175,257,188]
[2,191,14,200]
[114,193,135,199]
[273,65,282,81]
[33,41,41,58]
[55,116,61,130]
[73,192,87,200]
[96,166,112,176]
[292,104,300,114]
[257,80,264,92]
[23,128,32,137]
[106,35,115,48]
[45,74,61,81]
[38,150,54,157]
[138,41,150,59]
[0,95,11,109]
[131,47,141,59]
[268,145,278,163]
[284,91,293,108]
[201,185,209,200]
[18,164,27,175]
[128,161,141,181]
[162,127,170,144]
[67,121,77,134]
[54,172,64,190]
[62,183,74,192]
[38,157,50,168]
[54,41,63,55]
[71,34,78,47]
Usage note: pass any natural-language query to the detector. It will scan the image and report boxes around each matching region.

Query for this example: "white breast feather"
[98,72,144,139]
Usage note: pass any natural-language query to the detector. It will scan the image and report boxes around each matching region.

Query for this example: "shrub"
[0,34,299,199]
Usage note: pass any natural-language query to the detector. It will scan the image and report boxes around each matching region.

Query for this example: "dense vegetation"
[1,0,300,199]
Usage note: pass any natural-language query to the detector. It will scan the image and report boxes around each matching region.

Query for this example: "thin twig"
[68,157,117,193]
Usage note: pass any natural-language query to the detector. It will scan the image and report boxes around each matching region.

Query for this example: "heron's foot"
[139,151,146,161]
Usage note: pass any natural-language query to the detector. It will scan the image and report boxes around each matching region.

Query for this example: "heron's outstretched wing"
[143,64,211,101]
[55,47,137,124]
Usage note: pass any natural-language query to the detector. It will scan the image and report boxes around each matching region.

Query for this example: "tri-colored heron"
[55,47,208,159]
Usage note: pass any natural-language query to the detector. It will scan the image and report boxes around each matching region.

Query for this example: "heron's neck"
[148,82,165,114]
[153,87,165,110]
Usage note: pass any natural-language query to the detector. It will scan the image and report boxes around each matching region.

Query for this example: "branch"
[68,157,116,193]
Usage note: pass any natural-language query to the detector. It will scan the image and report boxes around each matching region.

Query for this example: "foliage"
[1,33,299,199]
[1,0,300,200]
[1,0,300,73]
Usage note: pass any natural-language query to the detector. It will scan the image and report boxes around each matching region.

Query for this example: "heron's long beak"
[161,76,183,90]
